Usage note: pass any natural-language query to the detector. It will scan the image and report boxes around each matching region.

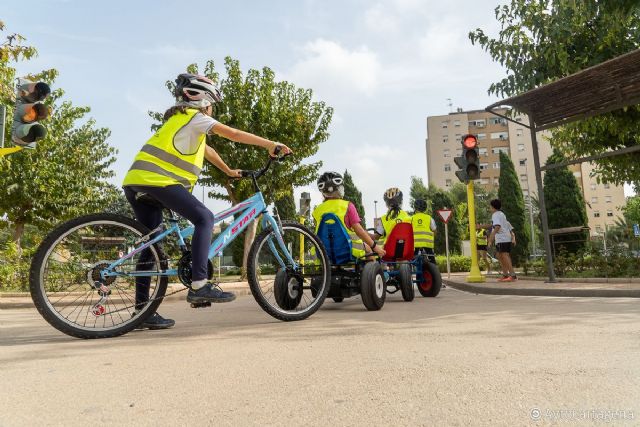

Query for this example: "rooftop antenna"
[446,98,453,113]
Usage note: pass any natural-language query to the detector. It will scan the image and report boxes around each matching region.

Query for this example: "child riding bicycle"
[122,73,291,329]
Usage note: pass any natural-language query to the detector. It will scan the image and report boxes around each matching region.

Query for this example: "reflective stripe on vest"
[381,210,412,243]
[412,212,435,248]
[477,229,488,246]
[312,199,366,258]
[123,109,206,190]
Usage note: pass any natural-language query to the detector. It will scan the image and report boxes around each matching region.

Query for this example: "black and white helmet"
[317,171,344,197]
[174,73,222,108]
[383,187,403,208]
[414,199,427,212]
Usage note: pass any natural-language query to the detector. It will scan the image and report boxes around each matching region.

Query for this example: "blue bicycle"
[29,154,331,338]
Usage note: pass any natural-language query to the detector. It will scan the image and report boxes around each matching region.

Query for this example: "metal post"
[0,105,5,148]
[466,180,485,282]
[374,200,378,219]
[444,221,451,279]
[529,120,556,282]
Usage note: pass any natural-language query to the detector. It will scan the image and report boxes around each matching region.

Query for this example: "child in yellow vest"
[374,187,412,243]
[313,172,385,259]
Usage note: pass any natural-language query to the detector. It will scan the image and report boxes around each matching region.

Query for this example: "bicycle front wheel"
[247,221,330,321]
[29,213,168,339]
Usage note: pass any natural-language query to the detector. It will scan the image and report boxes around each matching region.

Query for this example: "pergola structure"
[486,48,640,282]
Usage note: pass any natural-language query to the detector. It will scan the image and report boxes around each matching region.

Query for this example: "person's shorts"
[477,245,487,251]
[496,242,512,253]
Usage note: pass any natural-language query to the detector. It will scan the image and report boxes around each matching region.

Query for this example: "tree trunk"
[241,220,258,280]
[12,222,25,257]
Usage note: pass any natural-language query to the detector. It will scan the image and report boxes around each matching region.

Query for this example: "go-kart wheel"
[274,269,303,310]
[399,263,414,302]
[360,262,385,311]
[332,297,344,303]
[417,256,442,297]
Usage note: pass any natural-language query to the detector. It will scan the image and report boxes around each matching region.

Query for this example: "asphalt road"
[1,288,638,426]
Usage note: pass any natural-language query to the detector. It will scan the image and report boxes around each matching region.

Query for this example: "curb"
[0,283,254,310]
[443,279,640,298]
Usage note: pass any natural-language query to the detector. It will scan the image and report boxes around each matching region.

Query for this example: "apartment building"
[426,109,626,236]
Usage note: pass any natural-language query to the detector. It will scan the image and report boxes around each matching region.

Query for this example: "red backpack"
[382,222,414,261]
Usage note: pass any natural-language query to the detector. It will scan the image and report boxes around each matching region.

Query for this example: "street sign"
[437,209,453,224]
[634,223,640,237]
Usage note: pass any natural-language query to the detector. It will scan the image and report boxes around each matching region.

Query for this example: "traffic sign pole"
[437,208,453,279]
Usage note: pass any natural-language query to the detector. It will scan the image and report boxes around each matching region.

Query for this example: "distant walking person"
[488,199,516,282]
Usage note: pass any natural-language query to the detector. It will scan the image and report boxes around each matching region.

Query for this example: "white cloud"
[285,39,381,98]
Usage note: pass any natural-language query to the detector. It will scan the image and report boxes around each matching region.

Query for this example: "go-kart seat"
[316,213,354,265]
[382,222,414,262]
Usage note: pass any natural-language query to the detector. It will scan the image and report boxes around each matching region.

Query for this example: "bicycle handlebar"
[240,146,291,180]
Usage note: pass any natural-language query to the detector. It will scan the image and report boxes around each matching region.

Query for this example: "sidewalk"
[0,282,253,310]
[443,273,640,298]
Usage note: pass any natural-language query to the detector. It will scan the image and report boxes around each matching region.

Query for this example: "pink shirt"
[344,202,361,230]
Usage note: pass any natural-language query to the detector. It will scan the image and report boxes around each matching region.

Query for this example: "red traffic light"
[462,134,478,149]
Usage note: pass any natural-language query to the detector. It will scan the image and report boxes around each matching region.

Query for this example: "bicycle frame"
[102,192,297,281]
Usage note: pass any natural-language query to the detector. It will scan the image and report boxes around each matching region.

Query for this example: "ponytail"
[163,105,209,122]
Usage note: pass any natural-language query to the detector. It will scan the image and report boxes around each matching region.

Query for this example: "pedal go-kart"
[299,212,388,310]
[377,223,442,299]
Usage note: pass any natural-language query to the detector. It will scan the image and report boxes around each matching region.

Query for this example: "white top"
[492,210,512,244]
[173,112,218,155]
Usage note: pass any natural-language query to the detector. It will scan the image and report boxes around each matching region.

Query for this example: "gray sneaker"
[187,283,236,303]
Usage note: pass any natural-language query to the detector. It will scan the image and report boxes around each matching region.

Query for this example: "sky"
[4,0,562,226]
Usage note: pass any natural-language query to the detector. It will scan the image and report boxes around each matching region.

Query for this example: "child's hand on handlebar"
[374,245,386,258]
[269,142,292,158]
[226,169,242,178]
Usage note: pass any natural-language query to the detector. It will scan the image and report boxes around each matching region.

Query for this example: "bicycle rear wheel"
[247,221,330,321]
[29,213,168,339]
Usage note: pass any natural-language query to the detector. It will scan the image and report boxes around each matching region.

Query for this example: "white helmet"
[174,73,222,108]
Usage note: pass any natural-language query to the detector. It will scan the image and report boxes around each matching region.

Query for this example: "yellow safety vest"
[313,199,366,258]
[476,229,488,246]
[411,212,435,249]
[123,109,206,191]
[380,210,412,243]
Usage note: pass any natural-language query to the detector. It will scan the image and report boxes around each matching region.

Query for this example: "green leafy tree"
[409,177,462,254]
[0,24,118,251]
[543,150,589,253]
[469,1,640,185]
[342,169,365,227]
[151,57,333,277]
[274,187,297,221]
[623,195,640,226]
[498,152,530,265]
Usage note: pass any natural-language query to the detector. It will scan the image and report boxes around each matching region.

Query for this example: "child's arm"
[352,223,386,258]
[210,123,292,157]
[204,145,241,177]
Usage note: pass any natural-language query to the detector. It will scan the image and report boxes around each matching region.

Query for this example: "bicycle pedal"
[190,302,212,309]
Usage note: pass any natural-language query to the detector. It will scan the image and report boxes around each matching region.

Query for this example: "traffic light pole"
[466,180,485,283]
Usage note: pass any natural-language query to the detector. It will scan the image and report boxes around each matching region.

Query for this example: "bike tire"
[30,213,168,339]
[247,221,330,321]
[399,263,415,302]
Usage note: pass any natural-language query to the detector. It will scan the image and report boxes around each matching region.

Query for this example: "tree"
[623,196,640,227]
[543,150,589,254]
[342,170,365,227]
[0,23,119,251]
[274,188,297,221]
[152,57,333,277]
[498,152,530,265]
[409,177,462,254]
[469,1,640,185]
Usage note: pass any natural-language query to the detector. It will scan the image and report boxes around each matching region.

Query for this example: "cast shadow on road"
[1,289,638,365]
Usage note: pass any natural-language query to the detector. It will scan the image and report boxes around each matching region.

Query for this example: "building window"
[443,149,450,158]
[607,211,614,217]
[520,174,527,181]
[469,120,486,128]
[456,149,462,156]
[596,225,602,233]
[444,164,451,172]
[523,189,529,196]
[594,211,601,218]
[590,183,597,191]
[442,121,448,129]
[480,163,489,171]
[454,120,461,127]
[492,147,509,154]
[517,144,525,152]
[519,159,526,166]
[489,117,507,126]
[493,162,501,169]
[494,178,500,185]
[442,135,448,143]
[605,196,612,203]
[491,132,509,140]
[515,117,523,122]
[591,197,598,204]
[604,183,610,189]
[479,179,490,185]
[479,148,488,156]
[455,133,461,141]
[445,179,452,188]
[477,133,486,140]
[516,128,524,136]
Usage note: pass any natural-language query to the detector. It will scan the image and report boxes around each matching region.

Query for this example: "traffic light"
[453,134,481,183]
[11,79,51,149]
